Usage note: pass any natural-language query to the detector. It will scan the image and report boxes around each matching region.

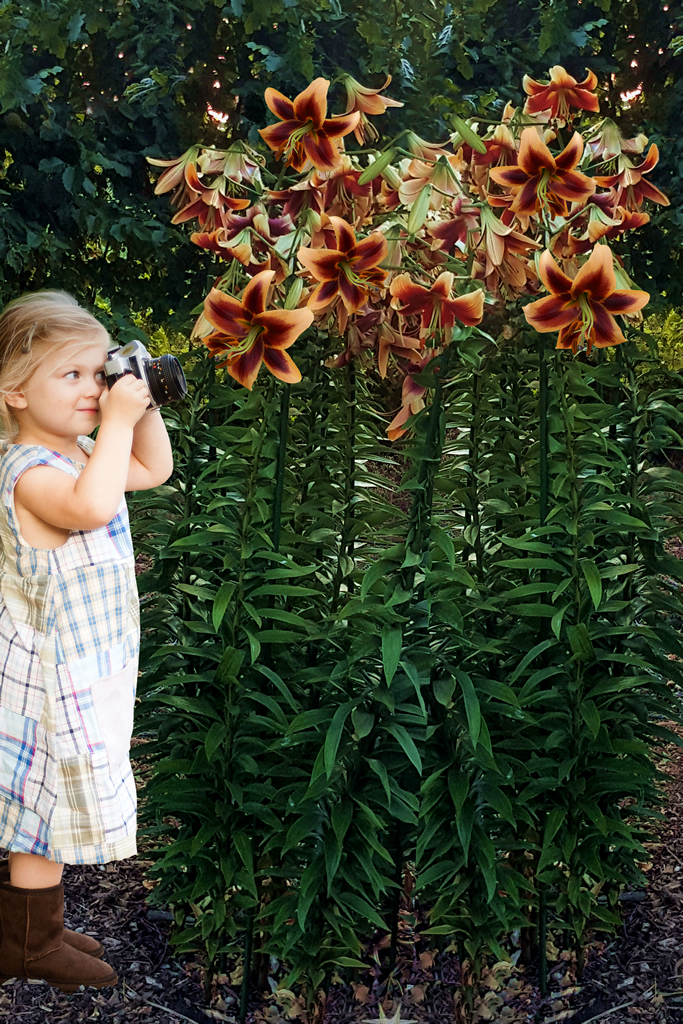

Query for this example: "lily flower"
[523,66,600,122]
[594,144,670,210]
[489,127,596,218]
[398,153,464,211]
[523,245,649,354]
[147,145,200,198]
[259,78,360,172]
[198,270,313,389]
[402,131,449,161]
[297,216,388,316]
[473,206,542,297]
[386,352,440,440]
[341,73,403,144]
[584,119,648,163]
[429,196,480,254]
[314,156,373,219]
[390,271,484,337]
[197,143,264,189]
[171,165,250,231]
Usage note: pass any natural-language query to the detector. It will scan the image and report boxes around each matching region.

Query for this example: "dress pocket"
[90,661,136,769]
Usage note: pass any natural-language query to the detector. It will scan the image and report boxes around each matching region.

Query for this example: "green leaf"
[543,807,565,849]
[433,676,455,706]
[351,708,375,738]
[579,699,601,739]
[324,702,353,776]
[212,581,236,632]
[580,558,603,610]
[338,891,388,930]
[384,721,422,774]
[205,721,227,761]
[381,624,402,684]
[455,670,481,747]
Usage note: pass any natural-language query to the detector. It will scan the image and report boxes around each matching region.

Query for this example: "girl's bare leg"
[8,851,64,888]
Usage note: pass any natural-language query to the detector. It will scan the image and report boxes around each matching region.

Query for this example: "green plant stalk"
[539,337,549,527]
[538,883,548,996]
[272,383,291,554]
[466,370,485,581]
[332,359,357,608]
[240,907,255,1022]
[404,347,450,596]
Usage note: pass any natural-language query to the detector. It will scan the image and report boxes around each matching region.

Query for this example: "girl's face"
[7,337,109,443]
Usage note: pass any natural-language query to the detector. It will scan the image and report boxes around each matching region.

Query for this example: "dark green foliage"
[132,323,683,1000]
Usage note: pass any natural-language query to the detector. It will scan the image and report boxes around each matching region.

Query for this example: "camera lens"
[145,355,188,406]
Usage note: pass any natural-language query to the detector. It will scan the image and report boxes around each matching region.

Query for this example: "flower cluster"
[149,65,665,434]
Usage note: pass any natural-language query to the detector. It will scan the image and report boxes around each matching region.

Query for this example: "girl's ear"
[5,390,28,411]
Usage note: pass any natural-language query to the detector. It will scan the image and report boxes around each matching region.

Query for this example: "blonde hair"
[0,291,110,440]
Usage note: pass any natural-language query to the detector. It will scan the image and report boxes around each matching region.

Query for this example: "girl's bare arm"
[14,375,151,531]
[125,407,174,492]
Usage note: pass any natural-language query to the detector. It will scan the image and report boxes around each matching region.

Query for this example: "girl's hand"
[99,374,150,428]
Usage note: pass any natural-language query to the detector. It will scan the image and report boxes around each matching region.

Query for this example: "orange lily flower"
[594,144,670,211]
[474,207,542,297]
[297,217,388,315]
[387,352,440,440]
[259,78,360,172]
[199,270,313,389]
[523,66,599,122]
[171,165,250,231]
[390,272,484,336]
[489,127,596,217]
[523,246,649,355]
[147,145,200,198]
[341,73,403,144]
[585,119,648,162]
[429,196,480,254]
[399,154,464,211]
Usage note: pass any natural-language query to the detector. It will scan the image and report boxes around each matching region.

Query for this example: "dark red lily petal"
[263,347,302,384]
[554,132,584,172]
[303,132,341,172]
[330,217,357,254]
[264,87,296,122]
[510,176,543,215]
[524,294,578,332]
[225,338,265,390]
[293,78,329,127]
[242,270,275,317]
[298,247,345,281]
[517,128,555,175]
[321,112,361,139]
[338,274,367,313]
[259,120,302,151]
[591,302,626,348]
[308,279,342,309]
[352,232,387,270]
[538,250,573,295]
[601,289,650,315]
[570,245,614,302]
[204,288,251,337]
[255,308,314,348]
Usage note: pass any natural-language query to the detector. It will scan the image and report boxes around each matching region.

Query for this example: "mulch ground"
[2,725,683,1023]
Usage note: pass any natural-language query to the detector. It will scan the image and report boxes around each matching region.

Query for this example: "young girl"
[0,291,173,991]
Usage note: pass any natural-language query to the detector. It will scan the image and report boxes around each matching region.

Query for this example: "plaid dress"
[0,437,139,864]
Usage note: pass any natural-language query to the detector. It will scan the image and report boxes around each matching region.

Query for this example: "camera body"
[103,340,187,410]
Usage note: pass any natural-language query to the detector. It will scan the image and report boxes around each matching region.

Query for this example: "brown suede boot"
[0,881,117,992]
[0,860,104,958]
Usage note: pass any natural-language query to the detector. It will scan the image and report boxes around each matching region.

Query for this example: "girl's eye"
[95,371,106,384]
[65,371,79,379]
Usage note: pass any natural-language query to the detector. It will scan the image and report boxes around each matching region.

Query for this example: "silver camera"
[103,340,187,410]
